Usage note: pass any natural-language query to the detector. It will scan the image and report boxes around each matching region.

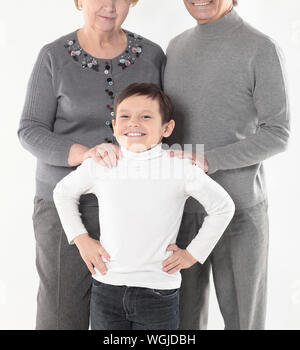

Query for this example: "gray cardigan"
[18,28,166,205]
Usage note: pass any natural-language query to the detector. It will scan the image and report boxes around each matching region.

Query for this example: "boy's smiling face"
[112,94,175,152]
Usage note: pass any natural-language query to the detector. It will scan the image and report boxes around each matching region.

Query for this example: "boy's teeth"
[126,133,144,136]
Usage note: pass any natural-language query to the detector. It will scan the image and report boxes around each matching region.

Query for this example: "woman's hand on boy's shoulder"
[68,142,122,167]
[162,244,198,274]
[166,149,209,173]
[83,143,122,168]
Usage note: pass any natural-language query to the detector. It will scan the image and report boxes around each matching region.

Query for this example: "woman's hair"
[114,83,174,124]
[74,0,139,10]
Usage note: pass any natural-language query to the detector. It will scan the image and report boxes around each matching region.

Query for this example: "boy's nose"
[128,120,140,127]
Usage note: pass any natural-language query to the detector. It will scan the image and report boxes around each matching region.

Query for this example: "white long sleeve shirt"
[53,143,235,289]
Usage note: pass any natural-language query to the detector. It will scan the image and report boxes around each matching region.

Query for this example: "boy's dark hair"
[114,83,174,124]
[233,0,238,6]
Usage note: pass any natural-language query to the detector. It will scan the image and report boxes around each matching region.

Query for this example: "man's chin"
[195,10,218,21]
[187,5,218,22]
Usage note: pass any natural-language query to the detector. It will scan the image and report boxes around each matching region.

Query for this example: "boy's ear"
[163,120,175,138]
[111,119,116,136]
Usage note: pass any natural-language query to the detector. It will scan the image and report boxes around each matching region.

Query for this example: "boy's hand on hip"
[74,233,111,275]
[162,244,198,274]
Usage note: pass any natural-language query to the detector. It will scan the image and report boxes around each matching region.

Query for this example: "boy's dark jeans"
[90,279,180,330]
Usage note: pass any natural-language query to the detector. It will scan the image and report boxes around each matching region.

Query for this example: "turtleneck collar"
[120,142,163,161]
[195,8,243,38]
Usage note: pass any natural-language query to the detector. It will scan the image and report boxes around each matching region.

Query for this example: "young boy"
[53,83,235,330]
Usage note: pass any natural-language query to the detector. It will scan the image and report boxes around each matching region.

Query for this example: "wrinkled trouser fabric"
[176,200,269,330]
[32,196,100,330]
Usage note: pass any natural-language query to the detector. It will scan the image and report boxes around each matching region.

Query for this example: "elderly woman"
[17,0,165,330]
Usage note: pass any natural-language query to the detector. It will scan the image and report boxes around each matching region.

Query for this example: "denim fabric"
[90,279,179,330]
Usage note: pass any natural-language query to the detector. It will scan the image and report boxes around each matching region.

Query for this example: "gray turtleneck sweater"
[164,9,290,212]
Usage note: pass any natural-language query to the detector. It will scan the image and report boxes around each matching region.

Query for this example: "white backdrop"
[0,0,299,330]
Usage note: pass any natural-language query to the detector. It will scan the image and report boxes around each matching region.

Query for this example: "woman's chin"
[94,21,117,33]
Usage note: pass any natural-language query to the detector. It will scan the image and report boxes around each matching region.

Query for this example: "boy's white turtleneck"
[53,143,235,289]
[120,142,163,161]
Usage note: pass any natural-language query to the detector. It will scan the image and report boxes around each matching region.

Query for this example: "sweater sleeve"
[53,158,98,245]
[204,41,290,175]
[17,44,75,167]
[183,162,235,263]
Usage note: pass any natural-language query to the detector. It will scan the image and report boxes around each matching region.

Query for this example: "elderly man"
[164,0,290,330]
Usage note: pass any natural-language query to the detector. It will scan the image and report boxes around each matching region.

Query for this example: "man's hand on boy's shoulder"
[166,149,209,173]
[162,244,198,274]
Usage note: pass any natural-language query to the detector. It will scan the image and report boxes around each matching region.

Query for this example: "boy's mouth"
[124,132,147,137]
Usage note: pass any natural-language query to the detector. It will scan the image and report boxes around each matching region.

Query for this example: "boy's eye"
[143,115,151,119]
[119,115,129,118]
